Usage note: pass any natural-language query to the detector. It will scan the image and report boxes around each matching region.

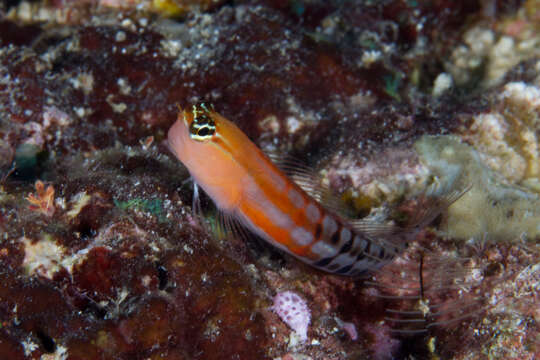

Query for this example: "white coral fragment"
[500,82,540,108]
[22,235,65,279]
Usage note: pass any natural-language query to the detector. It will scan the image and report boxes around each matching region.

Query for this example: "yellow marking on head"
[185,103,217,142]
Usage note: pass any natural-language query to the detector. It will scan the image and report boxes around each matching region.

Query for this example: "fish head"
[184,103,217,142]
[167,103,219,158]
[167,103,244,210]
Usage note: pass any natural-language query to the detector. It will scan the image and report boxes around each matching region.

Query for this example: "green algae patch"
[13,143,47,180]
[114,198,165,221]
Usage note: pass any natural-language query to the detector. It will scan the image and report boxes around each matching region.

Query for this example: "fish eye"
[189,112,216,141]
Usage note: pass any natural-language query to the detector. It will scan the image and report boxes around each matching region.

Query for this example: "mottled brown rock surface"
[0,0,538,359]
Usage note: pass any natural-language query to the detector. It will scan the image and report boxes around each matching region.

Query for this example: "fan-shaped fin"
[349,182,472,258]
[266,152,355,217]
[215,208,252,244]
[366,245,491,335]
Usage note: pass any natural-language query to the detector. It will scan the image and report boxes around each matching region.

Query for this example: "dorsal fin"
[266,152,321,199]
[346,181,472,259]
[403,181,472,233]
[266,151,354,217]
[351,182,472,241]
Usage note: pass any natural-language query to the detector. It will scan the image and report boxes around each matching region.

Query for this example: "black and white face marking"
[189,103,216,142]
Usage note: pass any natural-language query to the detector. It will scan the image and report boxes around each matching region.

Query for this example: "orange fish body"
[168,104,401,276]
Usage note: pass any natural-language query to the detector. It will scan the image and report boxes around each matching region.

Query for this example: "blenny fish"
[167,103,464,276]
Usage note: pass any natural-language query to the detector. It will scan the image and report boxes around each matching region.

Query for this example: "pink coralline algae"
[271,291,311,342]
[335,318,358,341]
